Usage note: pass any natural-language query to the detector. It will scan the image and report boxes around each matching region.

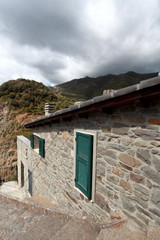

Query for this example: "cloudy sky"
[0,0,160,86]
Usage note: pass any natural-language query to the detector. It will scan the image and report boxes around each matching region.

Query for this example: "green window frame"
[30,134,45,158]
[30,134,34,149]
[39,138,45,158]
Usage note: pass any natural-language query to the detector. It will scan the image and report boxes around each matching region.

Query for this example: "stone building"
[17,75,160,227]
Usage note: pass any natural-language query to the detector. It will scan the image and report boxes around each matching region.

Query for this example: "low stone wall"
[18,99,160,227]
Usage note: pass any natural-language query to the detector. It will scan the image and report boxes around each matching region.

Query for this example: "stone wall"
[18,99,160,227]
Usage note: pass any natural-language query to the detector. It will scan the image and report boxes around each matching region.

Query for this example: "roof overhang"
[24,76,160,128]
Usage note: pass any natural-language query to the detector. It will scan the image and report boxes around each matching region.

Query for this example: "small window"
[30,134,45,158]
[39,138,45,158]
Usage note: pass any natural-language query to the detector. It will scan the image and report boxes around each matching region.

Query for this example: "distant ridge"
[53,71,158,100]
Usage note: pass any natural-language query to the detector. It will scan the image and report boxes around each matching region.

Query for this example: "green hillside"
[54,71,158,100]
[0,78,76,183]
[0,78,75,114]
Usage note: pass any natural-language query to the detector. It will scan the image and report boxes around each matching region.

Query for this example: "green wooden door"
[75,132,93,200]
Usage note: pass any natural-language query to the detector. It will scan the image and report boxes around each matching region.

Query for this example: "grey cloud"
[0,0,160,85]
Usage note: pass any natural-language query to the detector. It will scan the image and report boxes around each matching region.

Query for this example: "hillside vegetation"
[0,78,75,114]
[0,78,75,183]
[54,71,158,100]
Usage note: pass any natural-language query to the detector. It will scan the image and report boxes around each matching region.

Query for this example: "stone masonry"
[17,98,160,228]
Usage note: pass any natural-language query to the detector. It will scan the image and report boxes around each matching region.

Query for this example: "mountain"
[0,78,75,184]
[53,71,158,100]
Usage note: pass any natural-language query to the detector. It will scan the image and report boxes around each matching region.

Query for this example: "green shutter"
[30,134,34,149]
[75,132,93,200]
[39,138,45,158]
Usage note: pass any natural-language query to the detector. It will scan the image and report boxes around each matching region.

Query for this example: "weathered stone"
[123,113,145,124]
[120,179,132,193]
[98,135,106,141]
[151,188,160,209]
[107,143,127,152]
[65,192,78,205]
[130,196,148,209]
[134,191,149,201]
[96,182,108,196]
[136,212,149,225]
[151,141,160,147]
[151,149,160,154]
[105,150,117,159]
[137,148,151,164]
[152,155,160,172]
[112,167,124,178]
[133,184,149,196]
[134,140,148,147]
[136,205,153,219]
[112,123,129,135]
[148,118,160,125]
[102,127,111,133]
[97,146,106,152]
[110,209,124,219]
[121,138,132,146]
[119,162,133,171]
[133,129,158,140]
[134,169,141,174]
[107,174,119,185]
[149,208,160,218]
[118,153,141,167]
[142,166,160,185]
[97,164,105,176]
[146,179,152,189]
[61,133,69,140]
[110,114,121,121]
[107,190,114,199]
[130,172,144,183]
[121,194,135,212]
[104,157,118,166]
[95,193,110,213]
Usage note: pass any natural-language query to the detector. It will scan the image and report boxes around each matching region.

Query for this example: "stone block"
[134,190,149,201]
[121,138,133,146]
[134,140,148,147]
[142,166,160,185]
[130,195,148,209]
[148,118,160,125]
[151,149,160,154]
[107,174,119,185]
[112,167,124,178]
[105,150,117,159]
[95,193,110,213]
[123,113,145,124]
[97,164,105,176]
[107,143,127,152]
[112,123,129,135]
[104,157,118,167]
[149,208,160,218]
[133,129,158,140]
[130,172,144,183]
[136,205,153,219]
[110,114,121,121]
[121,194,135,212]
[151,141,160,147]
[119,162,133,171]
[118,153,141,167]
[152,155,160,172]
[133,184,149,196]
[120,179,132,193]
[136,148,151,164]
[61,133,69,140]
[151,188,160,209]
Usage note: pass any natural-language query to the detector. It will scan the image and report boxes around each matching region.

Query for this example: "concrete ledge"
[17,135,31,147]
